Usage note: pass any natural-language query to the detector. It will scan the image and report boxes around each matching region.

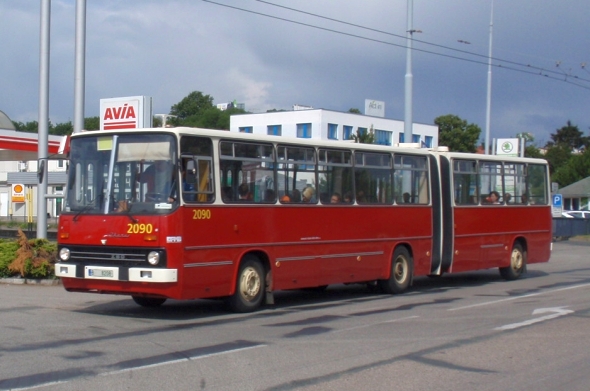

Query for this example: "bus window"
[317,148,352,204]
[220,141,275,203]
[452,159,477,205]
[354,152,392,204]
[527,164,549,205]
[479,161,503,204]
[394,154,429,205]
[504,162,526,205]
[180,136,214,203]
[277,145,316,203]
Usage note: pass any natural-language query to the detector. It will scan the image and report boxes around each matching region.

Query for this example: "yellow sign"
[12,184,25,203]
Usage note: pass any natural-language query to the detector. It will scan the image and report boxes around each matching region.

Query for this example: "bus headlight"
[59,248,70,261]
[147,251,160,265]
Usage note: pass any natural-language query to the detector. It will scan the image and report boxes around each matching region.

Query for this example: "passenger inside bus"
[485,191,501,204]
[302,187,315,203]
[291,189,301,203]
[141,160,175,202]
[343,192,353,203]
[238,183,250,201]
[403,192,411,203]
[330,193,341,203]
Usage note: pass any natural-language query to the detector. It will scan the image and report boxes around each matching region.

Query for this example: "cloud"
[1,0,588,144]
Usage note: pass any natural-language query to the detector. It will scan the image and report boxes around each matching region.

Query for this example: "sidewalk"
[0,277,61,285]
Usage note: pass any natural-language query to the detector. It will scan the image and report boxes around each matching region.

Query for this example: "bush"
[0,240,20,278]
[0,230,57,279]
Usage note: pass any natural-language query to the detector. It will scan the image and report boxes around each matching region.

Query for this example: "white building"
[229,108,438,147]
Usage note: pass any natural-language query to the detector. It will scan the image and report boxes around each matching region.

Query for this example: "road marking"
[101,344,266,376]
[495,307,574,331]
[8,344,266,391]
[449,282,590,311]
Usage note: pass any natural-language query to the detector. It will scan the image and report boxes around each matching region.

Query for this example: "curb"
[0,278,61,286]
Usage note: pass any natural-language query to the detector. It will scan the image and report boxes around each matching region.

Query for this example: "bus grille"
[62,246,166,267]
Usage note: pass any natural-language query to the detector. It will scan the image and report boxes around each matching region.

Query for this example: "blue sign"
[553,194,563,208]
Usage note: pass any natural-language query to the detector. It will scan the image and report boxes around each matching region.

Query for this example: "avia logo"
[103,104,137,121]
[102,102,139,130]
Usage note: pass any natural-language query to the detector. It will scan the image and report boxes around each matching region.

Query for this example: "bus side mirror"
[185,160,197,184]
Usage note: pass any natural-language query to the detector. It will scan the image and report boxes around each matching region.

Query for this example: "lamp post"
[484,0,494,155]
[73,0,86,134]
[37,0,50,239]
[404,0,421,144]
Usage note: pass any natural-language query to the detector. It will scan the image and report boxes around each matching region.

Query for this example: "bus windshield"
[65,133,178,215]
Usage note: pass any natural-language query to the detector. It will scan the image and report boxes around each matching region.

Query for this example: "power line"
[255,0,590,85]
[202,0,590,90]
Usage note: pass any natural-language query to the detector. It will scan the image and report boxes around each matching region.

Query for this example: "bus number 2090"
[193,209,211,220]
[127,223,154,234]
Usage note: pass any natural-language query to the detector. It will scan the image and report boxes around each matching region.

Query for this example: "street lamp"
[485,0,494,155]
[404,0,421,144]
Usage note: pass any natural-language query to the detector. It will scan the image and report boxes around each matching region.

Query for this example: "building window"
[328,123,338,140]
[267,125,282,136]
[239,126,253,133]
[343,125,353,140]
[424,136,433,148]
[358,127,367,136]
[297,123,312,138]
[375,129,392,146]
[399,133,405,143]
[412,134,421,143]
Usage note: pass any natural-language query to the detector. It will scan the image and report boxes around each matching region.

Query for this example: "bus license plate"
[86,267,117,280]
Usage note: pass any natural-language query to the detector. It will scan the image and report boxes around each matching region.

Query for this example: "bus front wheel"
[379,246,413,294]
[228,256,265,313]
[132,296,167,307]
[500,242,526,280]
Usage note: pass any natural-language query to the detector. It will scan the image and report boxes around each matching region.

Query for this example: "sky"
[1,0,589,146]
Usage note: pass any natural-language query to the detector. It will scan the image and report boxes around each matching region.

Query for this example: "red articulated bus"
[55,127,552,312]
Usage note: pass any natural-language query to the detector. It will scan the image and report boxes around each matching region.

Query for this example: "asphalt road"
[1,240,589,391]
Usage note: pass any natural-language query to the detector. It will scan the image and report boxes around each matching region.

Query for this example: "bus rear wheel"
[500,242,526,280]
[228,256,265,313]
[379,246,413,294]
[132,296,167,307]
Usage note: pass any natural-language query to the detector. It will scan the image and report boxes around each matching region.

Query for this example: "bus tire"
[228,256,265,313]
[132,296,167,307]
[379,246,413,294]
[500,242,526,280]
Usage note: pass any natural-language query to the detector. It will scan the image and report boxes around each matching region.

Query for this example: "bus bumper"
[55,263,178,283]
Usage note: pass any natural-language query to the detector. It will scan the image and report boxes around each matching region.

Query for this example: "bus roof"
[71,127,547,164]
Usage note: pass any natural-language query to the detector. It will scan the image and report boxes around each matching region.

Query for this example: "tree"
[524,145,543,159]
[546,121,589,150]
[351,125,375,144]
[348,108,361,114]
[552,148,590,187]
[84,116,100,131]
[542,121,590,184]
[434,114,481,153]
[170,91,214,120]
[12,120,39,133]
[51,121,72,135]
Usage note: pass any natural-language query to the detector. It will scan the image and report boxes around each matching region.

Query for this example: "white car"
[564,210,590,219]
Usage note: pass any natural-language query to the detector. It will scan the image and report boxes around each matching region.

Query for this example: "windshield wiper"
[72,204,96,221]
[123,203,139,223]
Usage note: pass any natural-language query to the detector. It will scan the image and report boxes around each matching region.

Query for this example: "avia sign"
[100,96,152,130]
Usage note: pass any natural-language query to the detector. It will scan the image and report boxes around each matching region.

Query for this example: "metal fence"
[553,218,590,239]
